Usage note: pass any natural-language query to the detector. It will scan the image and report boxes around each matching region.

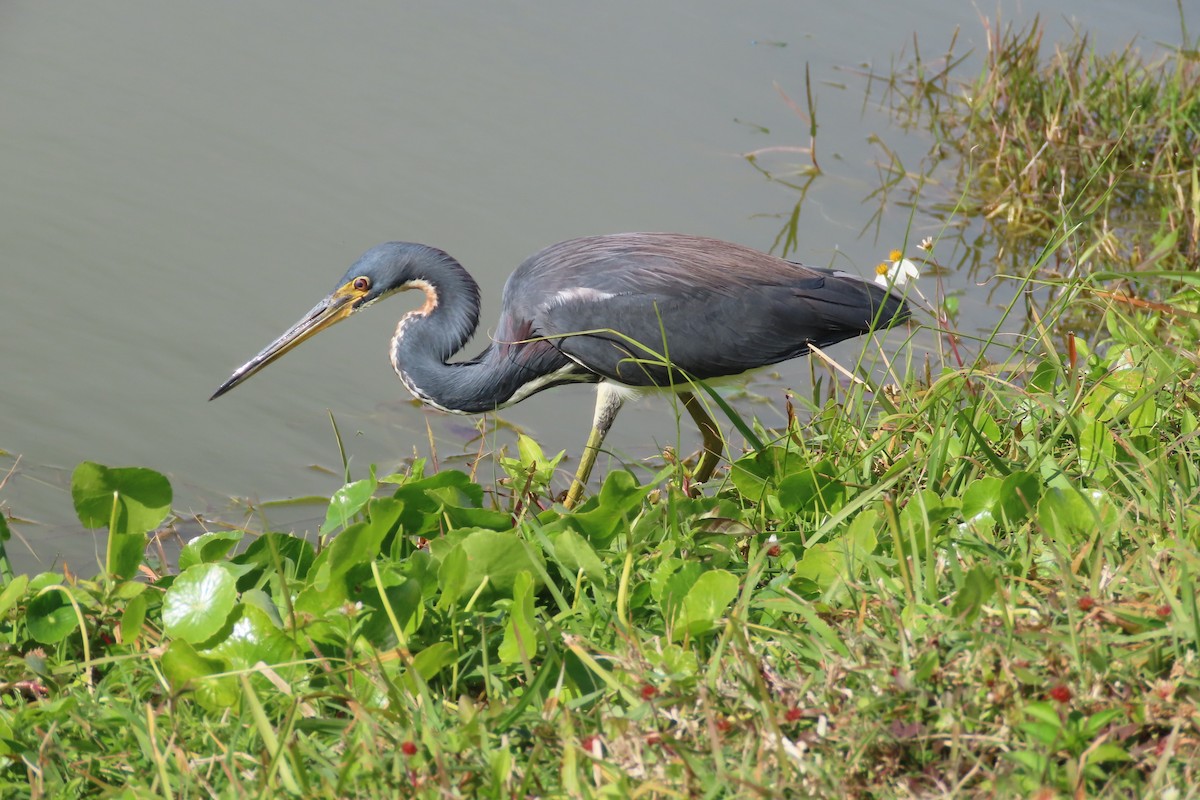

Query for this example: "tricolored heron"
[211,233,910,507]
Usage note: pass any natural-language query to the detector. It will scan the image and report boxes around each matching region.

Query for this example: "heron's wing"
[516,233,829,292]
[533,270,906,387]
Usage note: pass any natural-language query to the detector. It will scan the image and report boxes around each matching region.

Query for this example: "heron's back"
[499,233,909,387]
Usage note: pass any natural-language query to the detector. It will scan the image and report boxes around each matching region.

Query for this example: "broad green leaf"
[120,592,149,646]
[1004,750,1051,773]
[233,532,316,582]
[656,559,702,624]
[457,530,545,597]
[360,572,424,647]
[950,566,995,622]
[548,529,606,586]
[441,504,514,531]
[320,476,379,535]
[503,434,565,487]
[676,569,739,639]
[898,490,954,552]
[777,459,844,515]
[394,470,484,536]
[71,462,171,536]
[179,530,244,571]
[1082,708,1125,738]
[1023,701,1063,728]
[1038,487,1098,539]
[569,470,654,547]
[112,580,147,600]
[162,564,238,643]
[204,603,297,670]
[961,476,1002,520]
[499,571,539,664]
[107,531,146,581]
[412,642,458,680]
[0,574,28,617]
[1027,358,1059,393]
[27,588,79,644]
[1018,721,1063,748]
[307,517,390,594]
[792,544,848,590]
[1078,419,1116,477]
[400,642,459,693]
[648,643,699,680]
[997,471,1041,526]
[161,639,238,709]
[516,434,547,467]
[1087,743,1133,764]
[729,446,790,500]
[436,544,468,610]
[28,572,65,592]
[240,588,284,627]
[794,511,878,590]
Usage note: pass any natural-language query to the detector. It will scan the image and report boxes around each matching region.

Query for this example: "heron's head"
[210,242,451,399]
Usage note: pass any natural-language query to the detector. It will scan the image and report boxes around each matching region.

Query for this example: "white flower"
[874,250,920,288]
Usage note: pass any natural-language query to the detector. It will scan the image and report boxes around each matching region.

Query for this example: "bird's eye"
[353,276,371,292]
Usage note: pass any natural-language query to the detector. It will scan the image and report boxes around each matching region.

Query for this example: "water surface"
[0,1,1184,571]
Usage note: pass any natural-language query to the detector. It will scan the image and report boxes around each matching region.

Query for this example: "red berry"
[785,707,804,722]
[401,741,418,756]
[641,684,657,700]
[1077,596,1095,611]
[1156,605,1171,618]
[1048,685,1072,704]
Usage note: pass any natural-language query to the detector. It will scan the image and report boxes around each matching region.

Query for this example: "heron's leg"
[679,391,723,483]
[564,382,625,509]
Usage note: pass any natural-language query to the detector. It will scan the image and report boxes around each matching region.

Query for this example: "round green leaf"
[997,471,1041,526]
[458,530,546,595]
[161,639,239,709]
[961,476,1002,519]
[677,569,739,638]
[204,603,296,670]
[778,459,844,515]
[1038,487,1098,538]
[71,462,172,536]
[179,530,245,571]
[27,588,79,644]
[162,564,238,643]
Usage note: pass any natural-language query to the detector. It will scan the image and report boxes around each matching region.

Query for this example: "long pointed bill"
[210,283,362,400]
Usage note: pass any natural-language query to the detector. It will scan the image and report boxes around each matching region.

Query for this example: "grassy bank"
[3,16,1200,800]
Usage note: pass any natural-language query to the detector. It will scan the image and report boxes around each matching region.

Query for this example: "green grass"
[863,8,1199,283]
[3,15,1200,800]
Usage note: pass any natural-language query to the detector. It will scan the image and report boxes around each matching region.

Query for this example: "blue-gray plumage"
[212,233,910,507]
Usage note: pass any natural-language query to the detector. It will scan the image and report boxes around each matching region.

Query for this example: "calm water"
[0,1,1184,572]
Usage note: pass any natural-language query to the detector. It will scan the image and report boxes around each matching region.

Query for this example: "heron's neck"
[388,256,529,414]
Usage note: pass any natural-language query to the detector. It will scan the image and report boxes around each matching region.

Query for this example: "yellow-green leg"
[680,390,723,483]
[564,382,625,509]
